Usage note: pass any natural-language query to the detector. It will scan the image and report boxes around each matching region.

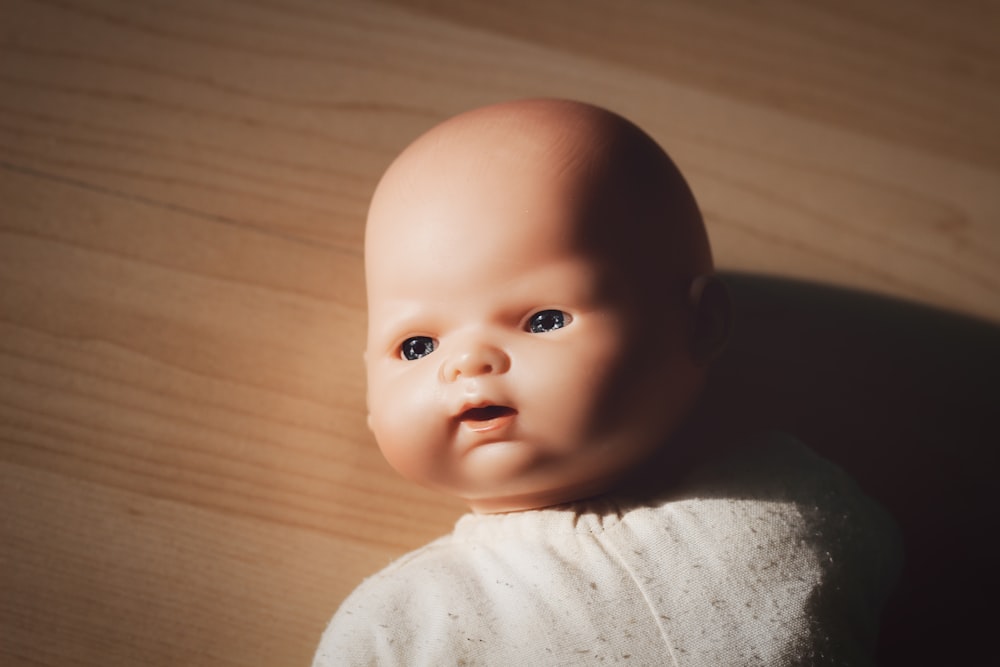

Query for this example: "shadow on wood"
[686,272,998,664]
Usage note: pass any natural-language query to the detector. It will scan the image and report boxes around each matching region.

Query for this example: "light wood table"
[2,1,998,665]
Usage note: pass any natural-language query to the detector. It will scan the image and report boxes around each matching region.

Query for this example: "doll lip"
[457,404,518,432]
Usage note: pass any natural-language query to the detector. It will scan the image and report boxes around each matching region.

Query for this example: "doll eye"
[526,309,570,333]
[400,336,436,360]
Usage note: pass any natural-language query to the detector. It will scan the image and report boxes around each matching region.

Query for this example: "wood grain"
[1,0,998,664]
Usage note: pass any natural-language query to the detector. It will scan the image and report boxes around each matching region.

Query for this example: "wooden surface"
[1,1,998,665]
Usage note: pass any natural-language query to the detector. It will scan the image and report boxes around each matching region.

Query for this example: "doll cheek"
[373,419,437,483]
[371,389,447,466]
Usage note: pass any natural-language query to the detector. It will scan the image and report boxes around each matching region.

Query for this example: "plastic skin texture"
[364,99,728,513]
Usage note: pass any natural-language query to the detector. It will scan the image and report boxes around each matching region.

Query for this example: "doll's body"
[315,435,899,666]
[315,100,900,665]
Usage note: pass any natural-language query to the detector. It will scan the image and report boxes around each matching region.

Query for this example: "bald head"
[367,99,713,309]
[362,100,726,509]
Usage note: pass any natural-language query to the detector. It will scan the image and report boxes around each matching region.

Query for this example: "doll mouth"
[458,405,517,432]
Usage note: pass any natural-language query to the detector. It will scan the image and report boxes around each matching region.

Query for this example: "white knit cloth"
[315,434,900,666]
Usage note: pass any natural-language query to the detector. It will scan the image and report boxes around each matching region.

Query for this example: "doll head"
[363,99,728,513]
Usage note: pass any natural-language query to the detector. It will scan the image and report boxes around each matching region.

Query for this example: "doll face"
[367,214,639,513]
[364,105,707,512]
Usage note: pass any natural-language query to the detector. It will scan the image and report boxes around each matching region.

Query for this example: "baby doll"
[314,99,900,665]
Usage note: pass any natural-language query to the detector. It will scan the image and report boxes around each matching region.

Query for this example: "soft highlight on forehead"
[368,100,607,220]
[365,99,713,298]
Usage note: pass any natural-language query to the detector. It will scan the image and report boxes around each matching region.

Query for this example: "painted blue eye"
[527,310,569,333]
[401,336,435,360]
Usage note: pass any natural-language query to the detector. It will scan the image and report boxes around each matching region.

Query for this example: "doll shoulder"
[312,534,474,666]
[672,430,903,591]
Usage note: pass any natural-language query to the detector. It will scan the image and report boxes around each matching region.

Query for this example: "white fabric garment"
[315,434,901,666]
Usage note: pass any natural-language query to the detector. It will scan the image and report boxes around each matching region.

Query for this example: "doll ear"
[688,275,733,365]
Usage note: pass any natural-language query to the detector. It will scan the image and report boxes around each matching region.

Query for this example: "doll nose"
[442,344,510,382]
